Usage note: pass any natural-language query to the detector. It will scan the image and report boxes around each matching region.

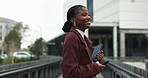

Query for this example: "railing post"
[39,69,44,78]
[28,72,31,78]
[145,59,148,70]
[45,67,48,78]
[35,70,39,78]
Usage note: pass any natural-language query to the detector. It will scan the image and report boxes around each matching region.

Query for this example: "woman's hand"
[95,61,106,68]
[96,50,104,60]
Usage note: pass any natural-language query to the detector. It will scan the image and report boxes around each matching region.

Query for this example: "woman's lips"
[86,21,91,25]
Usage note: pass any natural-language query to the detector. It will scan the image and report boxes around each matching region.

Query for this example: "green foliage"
[28,37,47,59]
[14,57,38,63]
[0,56,38,65]
[2,56,13,65]
[5,30,21,49]
[3,22,29,52]
[14,58,30,63]
[30,38,43,53]
[0,58,3,65]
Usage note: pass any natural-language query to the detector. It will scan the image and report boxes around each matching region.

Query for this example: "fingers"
[96,52,104,60]
[95,61,106,68]
[99,64,106,68]
[97,55,103,60]
[99,50,103,53]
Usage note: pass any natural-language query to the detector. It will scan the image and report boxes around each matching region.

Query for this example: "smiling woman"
[60,5,106,78]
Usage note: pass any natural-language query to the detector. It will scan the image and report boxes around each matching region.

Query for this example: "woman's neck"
[75,26,85,32]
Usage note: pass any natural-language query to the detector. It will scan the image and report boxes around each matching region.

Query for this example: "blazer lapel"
[70,27,93,62]
[84,36,93,62]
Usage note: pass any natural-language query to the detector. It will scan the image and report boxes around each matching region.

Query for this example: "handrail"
[0,56,61,73]
[103,57,148,78]
[0,56,62,78]
[109,61,144,78]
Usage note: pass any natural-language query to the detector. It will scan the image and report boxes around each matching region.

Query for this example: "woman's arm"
[60,33,105,78]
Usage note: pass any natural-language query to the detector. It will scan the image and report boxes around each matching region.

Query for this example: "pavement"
[58,73,104,78]
[123,62,146,70]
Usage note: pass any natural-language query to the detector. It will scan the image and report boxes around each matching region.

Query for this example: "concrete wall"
[93,0,119,22]
[93,0,148,29]
[119,0,148,29]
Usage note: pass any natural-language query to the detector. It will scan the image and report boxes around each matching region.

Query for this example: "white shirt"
[76,29,85,39]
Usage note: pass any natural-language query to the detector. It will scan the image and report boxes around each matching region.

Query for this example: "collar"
[76,29,85,39]
[70,27,93,45]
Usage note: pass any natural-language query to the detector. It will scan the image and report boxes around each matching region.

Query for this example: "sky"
[0,0,66,48]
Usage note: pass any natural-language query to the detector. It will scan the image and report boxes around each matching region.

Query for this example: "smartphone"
[100,44,104,51]
[102,61,109,65]
[92,44,104,62]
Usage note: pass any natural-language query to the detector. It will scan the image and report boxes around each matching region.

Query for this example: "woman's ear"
[70,17,75,23]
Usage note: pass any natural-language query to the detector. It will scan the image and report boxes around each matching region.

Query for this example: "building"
[48,0,148,58]
[0,17,17,51]
[92,0,148,58]
[48,34,65,56]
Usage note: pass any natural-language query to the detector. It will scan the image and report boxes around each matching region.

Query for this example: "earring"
[73,22,76,26]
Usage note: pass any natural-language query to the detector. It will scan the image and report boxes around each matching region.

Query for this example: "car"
[0,54,8,59]
[13,51,37,58]
[0,50,8,59]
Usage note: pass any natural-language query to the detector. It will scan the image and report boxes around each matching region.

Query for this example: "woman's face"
[74,8,91,31]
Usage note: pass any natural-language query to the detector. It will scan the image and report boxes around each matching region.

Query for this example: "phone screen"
[102,61,109,65]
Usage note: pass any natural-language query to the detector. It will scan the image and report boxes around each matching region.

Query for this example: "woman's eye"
[81,13,90,17]
[82,14,86,16]
[82,13,89,16]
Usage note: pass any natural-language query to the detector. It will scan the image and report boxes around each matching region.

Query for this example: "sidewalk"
[96,73,104,78]
[58,73,104,78]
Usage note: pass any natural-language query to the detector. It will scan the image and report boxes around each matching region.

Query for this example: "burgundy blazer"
[60,27,101,78]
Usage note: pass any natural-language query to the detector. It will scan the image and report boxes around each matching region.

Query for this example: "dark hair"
[62,5,86,32]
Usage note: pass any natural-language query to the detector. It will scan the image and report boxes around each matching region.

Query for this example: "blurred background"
[0,0,148,78]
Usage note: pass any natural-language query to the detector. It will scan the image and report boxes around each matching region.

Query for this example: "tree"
[29,37,47,59]
[3,22,29,54]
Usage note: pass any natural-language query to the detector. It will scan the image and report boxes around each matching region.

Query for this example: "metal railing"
[102,57,148,78]
[0,56,62,78]
[1,56,148,78]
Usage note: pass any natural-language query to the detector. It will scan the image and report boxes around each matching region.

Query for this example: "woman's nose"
[87,15,91,20]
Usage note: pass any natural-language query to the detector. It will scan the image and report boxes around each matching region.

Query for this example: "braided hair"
[62,5,86,32]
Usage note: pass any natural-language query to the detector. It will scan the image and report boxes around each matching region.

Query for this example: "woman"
[60,5,106,78]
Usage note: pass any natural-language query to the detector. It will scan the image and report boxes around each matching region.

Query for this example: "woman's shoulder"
[64,32,79,44]
[66,32,78,38]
